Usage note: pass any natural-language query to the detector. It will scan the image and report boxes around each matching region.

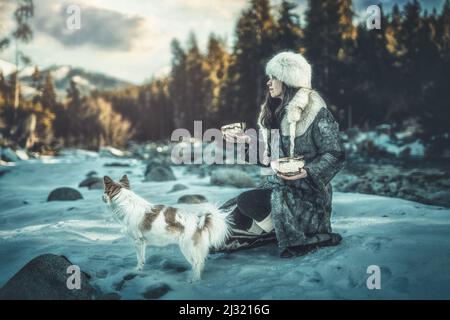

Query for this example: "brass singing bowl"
[270,156,305,176]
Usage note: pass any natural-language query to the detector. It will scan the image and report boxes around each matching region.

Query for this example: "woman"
[219,51,346,258]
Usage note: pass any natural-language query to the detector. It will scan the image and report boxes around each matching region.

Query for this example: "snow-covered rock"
[14,149,30,161]
[99,146,128,158]
[343,125,426,158]
[1,147,20,162]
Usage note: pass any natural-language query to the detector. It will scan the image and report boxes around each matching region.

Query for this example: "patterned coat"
[255,89,346,249]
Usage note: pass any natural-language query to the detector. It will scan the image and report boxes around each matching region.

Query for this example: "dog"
[102,175,231,282]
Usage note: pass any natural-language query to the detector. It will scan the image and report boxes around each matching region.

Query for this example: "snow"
[0,151,449,299]
[72,75,95,90]
[52,66,71,81]
[18,66,36,78]
[0,59,16,76]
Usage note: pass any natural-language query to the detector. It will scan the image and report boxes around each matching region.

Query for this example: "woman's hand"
[276,169,308,180]
[223,132,251,144]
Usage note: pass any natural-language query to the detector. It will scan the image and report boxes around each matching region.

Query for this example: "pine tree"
[41,72,57,112]
[204,33,230,127]
[28,72,56,144]
[184,32,209,131]
[31,66,42,104]
[275,0,303,52]
[169,38,188,129]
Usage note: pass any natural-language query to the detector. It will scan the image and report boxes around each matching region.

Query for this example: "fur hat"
[265,51,312,89]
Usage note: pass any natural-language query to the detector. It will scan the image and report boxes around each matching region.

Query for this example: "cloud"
[32,0,148,50]
[0,1,19,37]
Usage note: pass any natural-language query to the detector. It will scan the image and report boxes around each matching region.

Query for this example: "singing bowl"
[270,156,305,176]
[221,122,246,135]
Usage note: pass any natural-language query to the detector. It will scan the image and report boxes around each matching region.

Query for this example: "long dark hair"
[260,84,299,129]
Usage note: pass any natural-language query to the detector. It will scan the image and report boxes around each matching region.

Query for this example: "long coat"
[254,89,346,249]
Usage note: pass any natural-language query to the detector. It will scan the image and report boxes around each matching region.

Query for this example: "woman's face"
[267,76,283,98]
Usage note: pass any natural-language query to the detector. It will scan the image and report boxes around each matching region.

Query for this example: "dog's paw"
[136,264,145,272]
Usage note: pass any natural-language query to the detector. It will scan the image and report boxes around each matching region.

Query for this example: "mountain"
[0,59,132,100]
[20,65,133,99]
[0,59,17,76]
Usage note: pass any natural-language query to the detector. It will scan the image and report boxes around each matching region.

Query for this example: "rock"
[0,254,98,300]
[210,168,256,188]
[15,149,29,160]
[47,187,83,201]
[99,146,127,158]
[79,177,102,188]
[145,166,176,182]
[144,159,172,176]
[428,190,450,208]
[114,273,138,291]
[1,147,20,162]
[177,194,208,204]
[89,181,104,190]
[169,183,188,193]
[104,162,130,167]
[86,171,98,178]
[142,283,171,299]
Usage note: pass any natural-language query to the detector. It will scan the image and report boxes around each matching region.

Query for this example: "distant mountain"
[0,59,132,100]
[21,65,132,99]
[0,59,17,76]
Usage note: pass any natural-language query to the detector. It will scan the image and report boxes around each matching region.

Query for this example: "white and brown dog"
[102,175,231,282]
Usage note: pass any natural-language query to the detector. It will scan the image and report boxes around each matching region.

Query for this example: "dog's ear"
[119,175,130,189]
[103,176,114,188]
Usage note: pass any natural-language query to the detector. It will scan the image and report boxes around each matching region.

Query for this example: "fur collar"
[257,89,327,157]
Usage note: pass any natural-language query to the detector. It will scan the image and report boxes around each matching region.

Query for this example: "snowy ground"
[0,151,449,299]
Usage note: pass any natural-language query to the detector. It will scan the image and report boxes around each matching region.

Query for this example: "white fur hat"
[265,51,312,89]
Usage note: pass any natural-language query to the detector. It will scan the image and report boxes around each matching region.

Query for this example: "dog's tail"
[197,206,232,249]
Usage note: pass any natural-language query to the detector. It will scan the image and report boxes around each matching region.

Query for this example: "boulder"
[79,177,102,188]
[47,187,83,201]
[1,147,20,162]
[145,166,176,182]
[99,146,127,158]
[168,183,188,193]
[0,254,97,300]
[145,159,172,176]
[177,194,208,204]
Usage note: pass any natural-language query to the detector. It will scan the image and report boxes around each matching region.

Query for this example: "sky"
[0,0,445,84]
